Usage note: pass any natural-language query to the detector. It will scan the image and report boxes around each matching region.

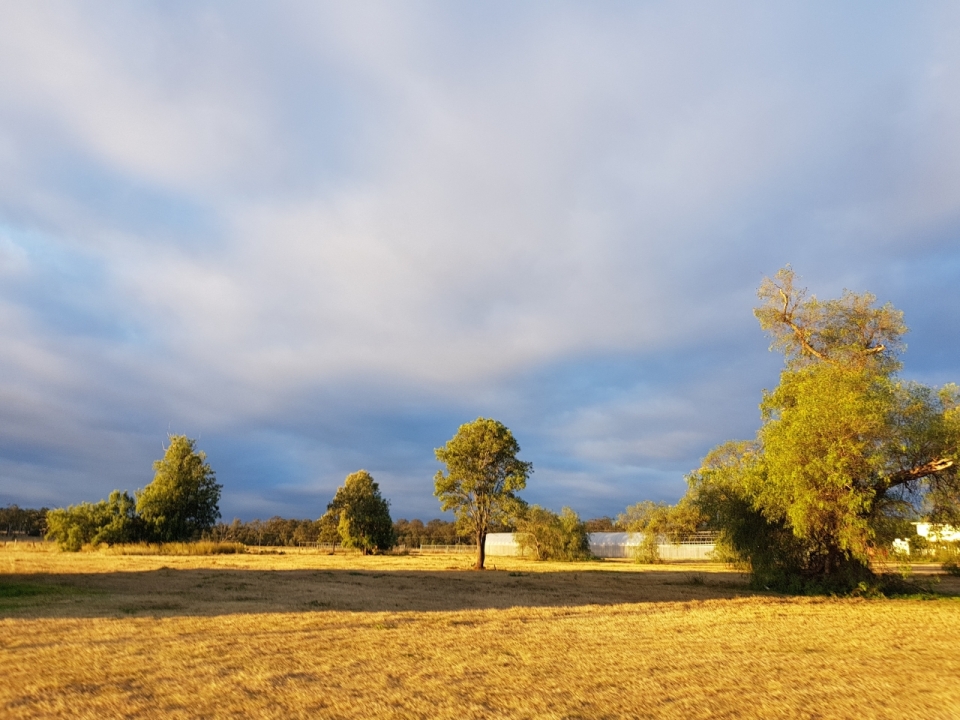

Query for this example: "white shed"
[485,532,524,557]
[914,522,960,543]
[483,531,716,560]
[588,532,644,558]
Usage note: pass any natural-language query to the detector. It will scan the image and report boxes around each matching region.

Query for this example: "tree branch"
[886,458,955,489]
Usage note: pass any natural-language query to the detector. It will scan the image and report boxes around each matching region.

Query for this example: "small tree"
[618,500,704,564]
[434,418,532,570]
[319,470,395,554]
[137,435,222,542]
[516,506,591,561]
[46,501,110,551]
[45,491,140,551]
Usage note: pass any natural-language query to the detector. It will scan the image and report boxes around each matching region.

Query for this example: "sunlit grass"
[102,540,246,555]
[1,545,959,718]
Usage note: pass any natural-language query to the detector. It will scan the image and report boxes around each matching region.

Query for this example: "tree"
[136,435,222,542]
[618,500,704,564]
[434,417,532,569]
[515,506,591,561]
[319,470,395,554]
[0,505,48,537]
[686,268,960,591]
[583,516,618,532]
[45,491,140,551]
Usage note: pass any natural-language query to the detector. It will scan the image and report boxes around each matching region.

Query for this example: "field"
[2,545,959,719]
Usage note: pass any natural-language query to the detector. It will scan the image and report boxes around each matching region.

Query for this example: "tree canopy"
[687,268,960,591]
[45,490,141,551]
[320,470,395,554]
[515,505,591,561]
[434,417,532,569]
[137,435,222,542]
[618,500,703,563]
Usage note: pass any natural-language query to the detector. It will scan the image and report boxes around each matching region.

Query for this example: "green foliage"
[96,490,142,546]
[320,470,395,554]
[393,518,467,547]
[137,435,222,542]
[516,506,591,561]
[0,505,48,536]
[45,491,141,551]
[318,512,341,545]
[686,268,960,593]
[45,502,107,551]
[618,500,704,564]
[213,517,321,547]
[583,516,618,532]
[434,418,532,569]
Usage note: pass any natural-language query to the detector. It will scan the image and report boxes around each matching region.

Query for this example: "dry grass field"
[2,544,959,719]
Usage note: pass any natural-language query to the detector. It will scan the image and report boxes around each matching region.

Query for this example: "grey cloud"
[0,3,958,519]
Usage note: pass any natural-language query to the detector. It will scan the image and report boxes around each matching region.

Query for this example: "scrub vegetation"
[1,544,959,719]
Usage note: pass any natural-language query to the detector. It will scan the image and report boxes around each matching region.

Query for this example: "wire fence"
[664,531,719,546]
[418,544,478,554]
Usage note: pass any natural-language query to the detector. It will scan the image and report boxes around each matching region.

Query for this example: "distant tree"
[95,491,142,545]
[137,435,222,542]
[45,491,140,551]
[434,418,532,570]
[0,505,48,536]
[319,470,395,554]
[46,502,107,551]
[516,506,591,561]
[685,268,960,591]
[583,516,618,533]
[393,518,427,548]
[618,500,703,563]
[318,512,341,545]
[425,518,465,545]
[290,518,320,546]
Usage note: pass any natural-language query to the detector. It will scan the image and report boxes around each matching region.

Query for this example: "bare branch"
[886,457,955,489]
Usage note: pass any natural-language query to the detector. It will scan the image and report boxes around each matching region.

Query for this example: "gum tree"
[320,470,395,554]
[434,418,532,570]
[137,435,222,542]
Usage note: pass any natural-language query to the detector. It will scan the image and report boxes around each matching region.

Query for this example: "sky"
[1,2,959,523]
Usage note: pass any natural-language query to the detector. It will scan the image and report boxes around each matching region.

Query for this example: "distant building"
[914,522,960,543]
[483,531,716,560]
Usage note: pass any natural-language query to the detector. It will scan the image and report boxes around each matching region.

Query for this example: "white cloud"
[0,3,959,515]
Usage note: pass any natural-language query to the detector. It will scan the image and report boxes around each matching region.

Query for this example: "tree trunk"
[475,529,486,570]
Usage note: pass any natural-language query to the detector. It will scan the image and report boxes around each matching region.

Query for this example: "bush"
[516,506,592,561]
[45,491,141,551]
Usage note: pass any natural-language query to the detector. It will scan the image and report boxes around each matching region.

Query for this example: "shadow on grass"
[0,566,760,618]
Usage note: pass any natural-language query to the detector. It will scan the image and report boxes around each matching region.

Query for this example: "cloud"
[0,3,958,519]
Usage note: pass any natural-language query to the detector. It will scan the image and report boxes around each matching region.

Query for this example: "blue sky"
[1,2,959,522]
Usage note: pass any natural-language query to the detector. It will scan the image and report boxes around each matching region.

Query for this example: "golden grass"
[101,541,246,555]
[2,544,959,719]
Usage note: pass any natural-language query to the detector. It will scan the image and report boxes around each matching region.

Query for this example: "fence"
[418,544,477,554]
[656,543,715,561]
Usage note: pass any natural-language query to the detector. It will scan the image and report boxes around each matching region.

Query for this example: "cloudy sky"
[1,2,959,523]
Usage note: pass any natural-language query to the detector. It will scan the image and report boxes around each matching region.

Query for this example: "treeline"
[209,517,470,548]
[205,513,620,549]
[0,505,48,536]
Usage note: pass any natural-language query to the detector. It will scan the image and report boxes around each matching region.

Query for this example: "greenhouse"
[483,531,715,560]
